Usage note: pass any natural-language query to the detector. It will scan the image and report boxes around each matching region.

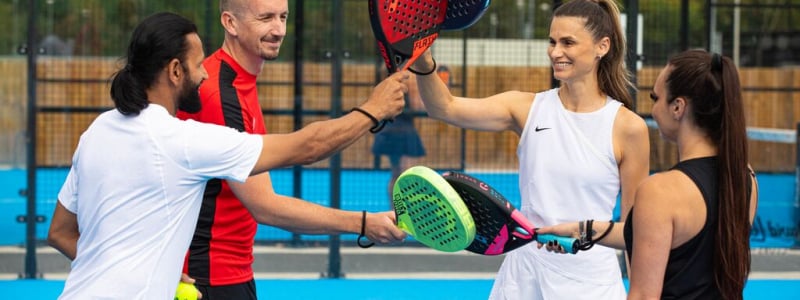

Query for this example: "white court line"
[253,272,498,279]
[6,246,800,256]
[19,272,496,281]
[749,272,800,279]
[15,272,800,280]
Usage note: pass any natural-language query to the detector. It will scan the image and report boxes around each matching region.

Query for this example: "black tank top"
[623,157,722,299]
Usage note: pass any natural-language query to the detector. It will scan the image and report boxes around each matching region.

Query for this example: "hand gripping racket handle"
[535,233,580,254]
[511,211,580,255]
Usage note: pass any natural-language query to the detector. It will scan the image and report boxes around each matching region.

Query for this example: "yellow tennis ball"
[174,282,198,300]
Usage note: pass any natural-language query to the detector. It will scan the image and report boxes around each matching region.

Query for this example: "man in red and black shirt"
[177,1,407,299]
[177,46,266,299]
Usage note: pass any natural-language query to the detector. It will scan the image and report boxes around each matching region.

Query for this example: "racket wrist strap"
[350,107,387,133]
[357,210,375,248]
[593,220,614,243]
[408,58,437,76]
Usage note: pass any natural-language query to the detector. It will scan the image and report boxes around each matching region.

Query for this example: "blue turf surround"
[0,169,796,247]
[1,279,798,299]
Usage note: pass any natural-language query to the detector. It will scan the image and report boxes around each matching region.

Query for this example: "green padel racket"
[392,166,476,252]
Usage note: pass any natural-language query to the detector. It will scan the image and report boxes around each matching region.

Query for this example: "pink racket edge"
[442,171,581,255]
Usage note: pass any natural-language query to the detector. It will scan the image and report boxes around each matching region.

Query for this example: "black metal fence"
[2,0,799,279]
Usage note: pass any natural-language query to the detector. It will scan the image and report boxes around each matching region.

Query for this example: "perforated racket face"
[442,0,491,30]
[443,171,534,255]
[393,166,475,252]
[369,0,448,72]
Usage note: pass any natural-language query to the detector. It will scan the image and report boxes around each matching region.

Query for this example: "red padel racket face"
[369,0,448,72]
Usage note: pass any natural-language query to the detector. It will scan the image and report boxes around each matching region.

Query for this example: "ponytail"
[666,50,750,299]
[110,65,149,116]
[713,53,750,300]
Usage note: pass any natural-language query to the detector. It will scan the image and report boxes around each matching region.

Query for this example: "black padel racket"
[368,0,448,73]
[442,0,491,31]
[442,171,581,255]
[392,166,475,252]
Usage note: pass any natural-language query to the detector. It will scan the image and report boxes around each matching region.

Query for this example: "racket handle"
[536,234,580,254]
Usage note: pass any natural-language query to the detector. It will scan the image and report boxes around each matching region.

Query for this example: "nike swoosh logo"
[535,126,551,132]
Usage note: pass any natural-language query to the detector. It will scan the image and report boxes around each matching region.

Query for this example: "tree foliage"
[2,0,798,66]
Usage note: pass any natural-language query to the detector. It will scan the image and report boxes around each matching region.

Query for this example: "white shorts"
[488,250,626,300]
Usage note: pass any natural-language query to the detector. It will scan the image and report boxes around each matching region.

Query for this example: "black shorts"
[195,279,257,300]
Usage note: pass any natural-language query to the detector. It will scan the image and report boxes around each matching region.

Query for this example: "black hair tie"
[408,58,437,76]
[350,107,390,133]
[711,53,723,72]
[357,210,375,248]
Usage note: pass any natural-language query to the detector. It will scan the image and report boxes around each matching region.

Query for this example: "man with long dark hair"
[46,12,408,299]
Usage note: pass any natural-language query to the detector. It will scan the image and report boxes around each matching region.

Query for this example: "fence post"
[795,122,799,248]
[625,0,639,113]
[324,0,344,279]
[24,0,40,279]
[290,0,306,248]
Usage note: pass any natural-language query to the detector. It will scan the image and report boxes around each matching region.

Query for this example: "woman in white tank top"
[409,1,650,299]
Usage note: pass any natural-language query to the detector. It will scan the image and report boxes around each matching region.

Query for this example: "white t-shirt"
[57,104,262,300]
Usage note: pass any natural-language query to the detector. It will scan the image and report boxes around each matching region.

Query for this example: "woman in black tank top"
[538,49,758,300]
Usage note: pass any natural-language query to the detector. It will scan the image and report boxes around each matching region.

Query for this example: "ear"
[167,58,183,86]
[220,11,238,37]
[596,36,610,59]
[671,96,688,121]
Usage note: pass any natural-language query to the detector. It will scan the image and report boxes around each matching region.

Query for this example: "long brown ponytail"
[666,49,750,300]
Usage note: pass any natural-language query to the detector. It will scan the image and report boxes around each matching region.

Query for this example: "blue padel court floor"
[1,169,798,299]
[1,278,798,299]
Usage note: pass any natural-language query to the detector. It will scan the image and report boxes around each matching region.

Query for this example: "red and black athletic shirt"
[177,49,265,286]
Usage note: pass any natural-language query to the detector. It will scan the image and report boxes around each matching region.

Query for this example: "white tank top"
[515,88,623,283]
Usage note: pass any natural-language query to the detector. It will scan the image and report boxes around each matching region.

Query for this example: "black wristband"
[586,219,594,244]
[357,210,375,248]
[408,58,437,76]
[350,107,387,133]
[578,219,596,251]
